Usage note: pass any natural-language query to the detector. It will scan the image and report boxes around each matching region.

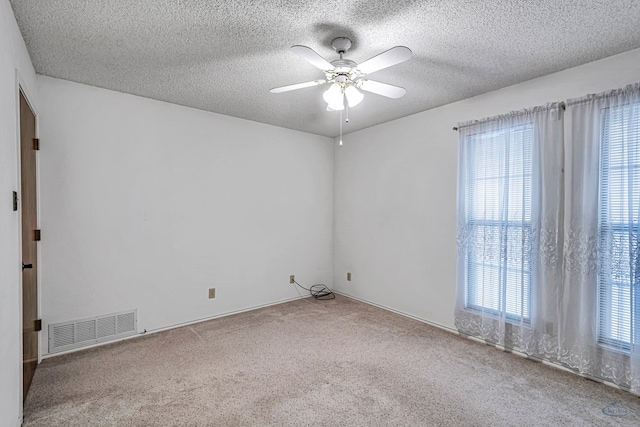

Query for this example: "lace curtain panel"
[455,104,564,355]
[455,84,640,393]
[562,84,640,391]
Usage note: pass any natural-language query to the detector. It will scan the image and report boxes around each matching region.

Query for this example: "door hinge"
[34,229,41,241]
[33,138,40,150]
[13,191,18,211]
[34,319,42,332]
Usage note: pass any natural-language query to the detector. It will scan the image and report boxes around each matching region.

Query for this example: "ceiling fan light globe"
[345,85,364,107]
[323,83,343,105]
[327,98,345,111]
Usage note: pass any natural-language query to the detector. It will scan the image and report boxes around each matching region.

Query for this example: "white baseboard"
[333,290,458,334]
[39,289,640,397]
[41,294,308,359]
[335,290,640,397]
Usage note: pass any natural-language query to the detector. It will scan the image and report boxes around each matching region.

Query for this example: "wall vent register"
[48,309,137,353]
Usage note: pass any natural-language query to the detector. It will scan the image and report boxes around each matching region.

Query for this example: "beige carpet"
[24,295,640,426]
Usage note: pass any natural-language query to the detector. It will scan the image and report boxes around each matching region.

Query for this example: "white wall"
[333,47,640,331]
[0,1,38,426]
[37,76,333,353]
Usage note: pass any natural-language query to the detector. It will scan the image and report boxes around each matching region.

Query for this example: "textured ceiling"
[9,0,640,137]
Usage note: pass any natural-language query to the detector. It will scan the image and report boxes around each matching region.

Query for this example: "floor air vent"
[48,309,137,354]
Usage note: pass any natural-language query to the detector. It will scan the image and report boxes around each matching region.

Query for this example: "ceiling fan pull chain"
[346,104,349,123]
[339,110,343,146]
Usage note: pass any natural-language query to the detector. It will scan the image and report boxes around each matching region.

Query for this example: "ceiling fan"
[270,37,412,111]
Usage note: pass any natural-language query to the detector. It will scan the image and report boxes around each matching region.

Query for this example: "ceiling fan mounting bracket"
[331,37,352,55]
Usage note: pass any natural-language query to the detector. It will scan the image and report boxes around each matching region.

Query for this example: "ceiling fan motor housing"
[330,59,357,73]
[328,59,358,86]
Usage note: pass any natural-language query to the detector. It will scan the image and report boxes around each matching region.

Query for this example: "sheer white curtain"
[561,84,640,392]
[455,104,564,354]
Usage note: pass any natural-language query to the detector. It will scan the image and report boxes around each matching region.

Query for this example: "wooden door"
[20,90,39,401]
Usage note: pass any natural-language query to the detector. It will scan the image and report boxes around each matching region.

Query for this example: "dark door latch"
[22,263,33,270]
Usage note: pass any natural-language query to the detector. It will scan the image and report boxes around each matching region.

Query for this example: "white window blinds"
[464,124,533,321]
[598,102,640,351]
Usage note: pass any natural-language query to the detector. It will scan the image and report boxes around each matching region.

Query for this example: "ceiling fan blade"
[357,46,412,75]
[270,80,327,93]
[291,45,335,71]
[357,80,407,99]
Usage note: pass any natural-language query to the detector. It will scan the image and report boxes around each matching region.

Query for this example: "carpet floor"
[23,295,640,426]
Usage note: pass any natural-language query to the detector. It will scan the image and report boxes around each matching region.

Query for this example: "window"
[464,124,533,322]
[598,102,640,351]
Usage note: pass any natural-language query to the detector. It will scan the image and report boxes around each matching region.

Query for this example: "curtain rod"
[452,102,566,131]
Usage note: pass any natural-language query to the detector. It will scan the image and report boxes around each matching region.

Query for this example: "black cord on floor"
[293,280,335,300]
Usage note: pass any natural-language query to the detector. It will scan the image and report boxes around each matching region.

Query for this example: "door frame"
[15,69,41,405]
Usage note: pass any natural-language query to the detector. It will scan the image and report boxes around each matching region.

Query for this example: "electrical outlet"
[347,272,351,281]
[208,288,216,299]
[290,275,295,284]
